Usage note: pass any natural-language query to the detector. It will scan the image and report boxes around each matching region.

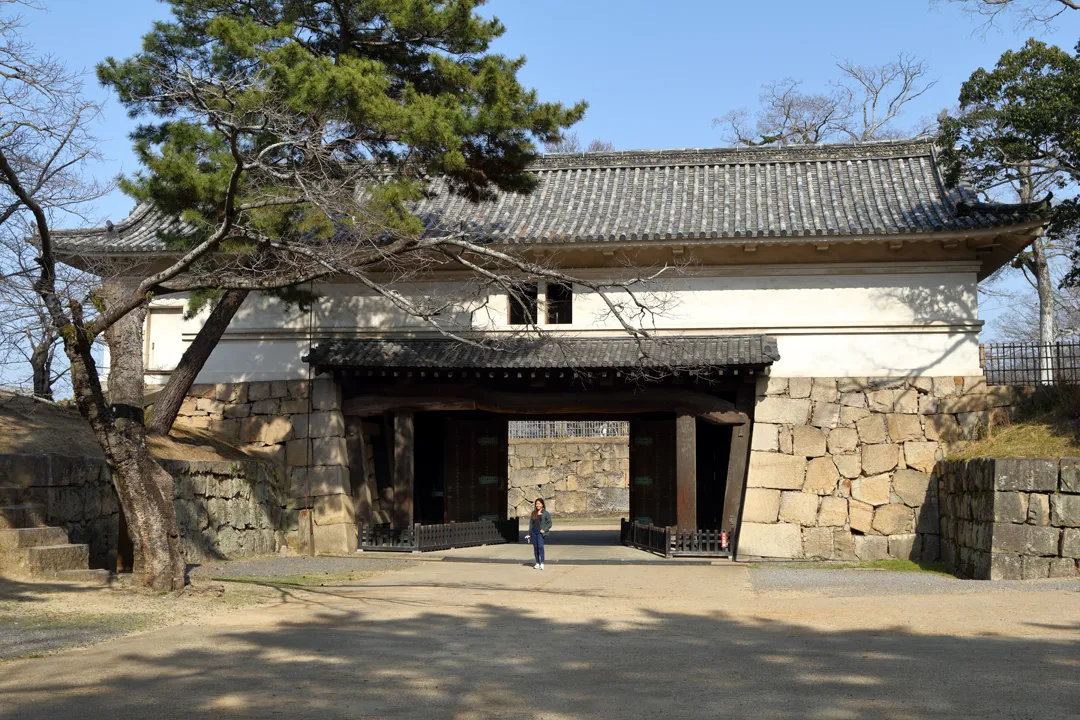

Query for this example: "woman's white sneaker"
[534,563,540,569]
[539,563,545,570]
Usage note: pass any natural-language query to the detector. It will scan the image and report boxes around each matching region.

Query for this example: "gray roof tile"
[54,140,1044,254]
[305,335,779,370]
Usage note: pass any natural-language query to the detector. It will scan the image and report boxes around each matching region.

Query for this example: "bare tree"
[714,55,936,146]
[543,132,616,153]
[935,0,1079,26]
[0,217,97,398]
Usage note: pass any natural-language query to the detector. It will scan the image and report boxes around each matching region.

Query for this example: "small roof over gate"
[304,335,779,372]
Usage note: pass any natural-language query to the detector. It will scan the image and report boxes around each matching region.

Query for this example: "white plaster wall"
[136,262,984,384]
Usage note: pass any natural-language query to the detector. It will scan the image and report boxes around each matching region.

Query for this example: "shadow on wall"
[0,591,1078,718]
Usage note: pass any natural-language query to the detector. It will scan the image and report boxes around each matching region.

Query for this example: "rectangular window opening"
[508,283,539,326]
[546,283,573,325]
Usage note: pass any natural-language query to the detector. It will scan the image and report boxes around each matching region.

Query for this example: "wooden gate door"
[443,414,509,522]
[629,417,676,527]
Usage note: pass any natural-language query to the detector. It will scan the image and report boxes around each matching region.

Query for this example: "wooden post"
[392,410,415,531]
[675,413,697,531]
[722,385,755,559]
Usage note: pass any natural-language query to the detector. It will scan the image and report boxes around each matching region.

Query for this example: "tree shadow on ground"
[0,589,1078,719]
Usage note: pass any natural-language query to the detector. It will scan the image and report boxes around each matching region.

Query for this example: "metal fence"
[508,420,629,439]
[981,341,1080,386]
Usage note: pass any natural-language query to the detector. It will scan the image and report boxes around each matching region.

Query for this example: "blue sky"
[20,0,1080,334]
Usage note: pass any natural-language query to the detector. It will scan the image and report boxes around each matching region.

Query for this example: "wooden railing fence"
[359,518,519,552]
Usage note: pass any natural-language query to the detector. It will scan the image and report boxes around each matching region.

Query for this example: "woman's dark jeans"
[531,531,545,564]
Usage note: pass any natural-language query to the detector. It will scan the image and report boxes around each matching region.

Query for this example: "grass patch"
[754,559,954,576]
[948,412,1080,460]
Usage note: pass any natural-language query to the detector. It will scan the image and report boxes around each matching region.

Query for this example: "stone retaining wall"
[508,436,629,518]
[738,375,1027,562]
[937,458,1080,579]
[0,452,285,568]
[174,378,355,553]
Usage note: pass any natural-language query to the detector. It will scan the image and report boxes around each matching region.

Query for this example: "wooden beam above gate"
[342,387,748,425]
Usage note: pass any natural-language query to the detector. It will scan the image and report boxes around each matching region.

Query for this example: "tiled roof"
[54,140,1045,254]
[304,335,779,370]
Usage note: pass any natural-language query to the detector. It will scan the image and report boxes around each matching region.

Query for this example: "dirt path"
[0,551,1078,719]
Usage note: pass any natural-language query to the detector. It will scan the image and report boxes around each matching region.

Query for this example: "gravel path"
[750,566,1080,596]
[0,613,151,660]
[188,554,418,579]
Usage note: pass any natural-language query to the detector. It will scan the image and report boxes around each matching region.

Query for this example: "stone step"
[0,543,89,578]
[0,526,68,549]
[0,504,46,530]
[54,568,112,586]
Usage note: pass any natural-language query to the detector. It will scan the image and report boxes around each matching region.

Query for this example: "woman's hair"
[531,497,546,518]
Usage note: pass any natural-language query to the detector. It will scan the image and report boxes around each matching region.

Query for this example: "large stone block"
[991,523,1060,556]
[1021,555,1051,580]
[1060,458,1080,493]
[804,457,839,495]
[849,499,874,533]
[810,378,839,403]
[737,522,802,559]
[778,492,819,526]
[886,414,923,443]
[993,492,1029,524]
[932,377,960,397]
[853,535,889,561]
[994,458,1058,492]
[751,423,779,452]
[755,398,811,425]
[840,392,866,408]
[862,444,899,476]
[852,474,891,507]
[788,378,812,399]
[1027,494,1051,526]
[834,454,862,479]
[742,488,781,523]
[817,496,848,527]
[312,437,349,467]
[872,504,915,535]
[240,416,293,445]
[838,377,869,393]
[308,411,345,438]
[893,469,931,507]
[764,377,788,396]
[1063,529,1080,558]
[247,382,272,402]
[285,439,311,467]
[866,389,897,413]
[314,493,355,525]
[290,414,309,440]
[888,533,919,560]
[903,442,940,474]
[840,406,871,427]
[747,452,805,490]
[856,415,887,444]
[989,553,1022,581]
[810,403,841,429]
[826,428,858,455]
[924,414,963,443]
[587,487,629,514]
[313,521,357,554]
[833,528,857,560]
[1051,493,1080,527]
[802,527,834,559]
[1049,558,1079,578]
[195,398,226,415]
[792,426,826,457]
[290,466,350,499]
[251,398,280,416]
[555,491,587,514]
[311,378,342,411]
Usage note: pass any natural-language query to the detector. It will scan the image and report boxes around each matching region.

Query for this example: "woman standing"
[528,498,552,570]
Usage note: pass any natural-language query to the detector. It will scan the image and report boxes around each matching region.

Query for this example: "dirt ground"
[0,530,1078,719]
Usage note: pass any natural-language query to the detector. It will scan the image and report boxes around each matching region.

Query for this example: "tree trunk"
[99,280,185,590]
[1019,165,1056,383]
[29,337,53,401]
[146,289,249,436]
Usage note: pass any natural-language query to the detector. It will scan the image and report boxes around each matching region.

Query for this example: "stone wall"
[0,452,285,568]
[174,378,356,553]
[507,436,629,518]
[738,376,1025,561]
[938,458,1080,580]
